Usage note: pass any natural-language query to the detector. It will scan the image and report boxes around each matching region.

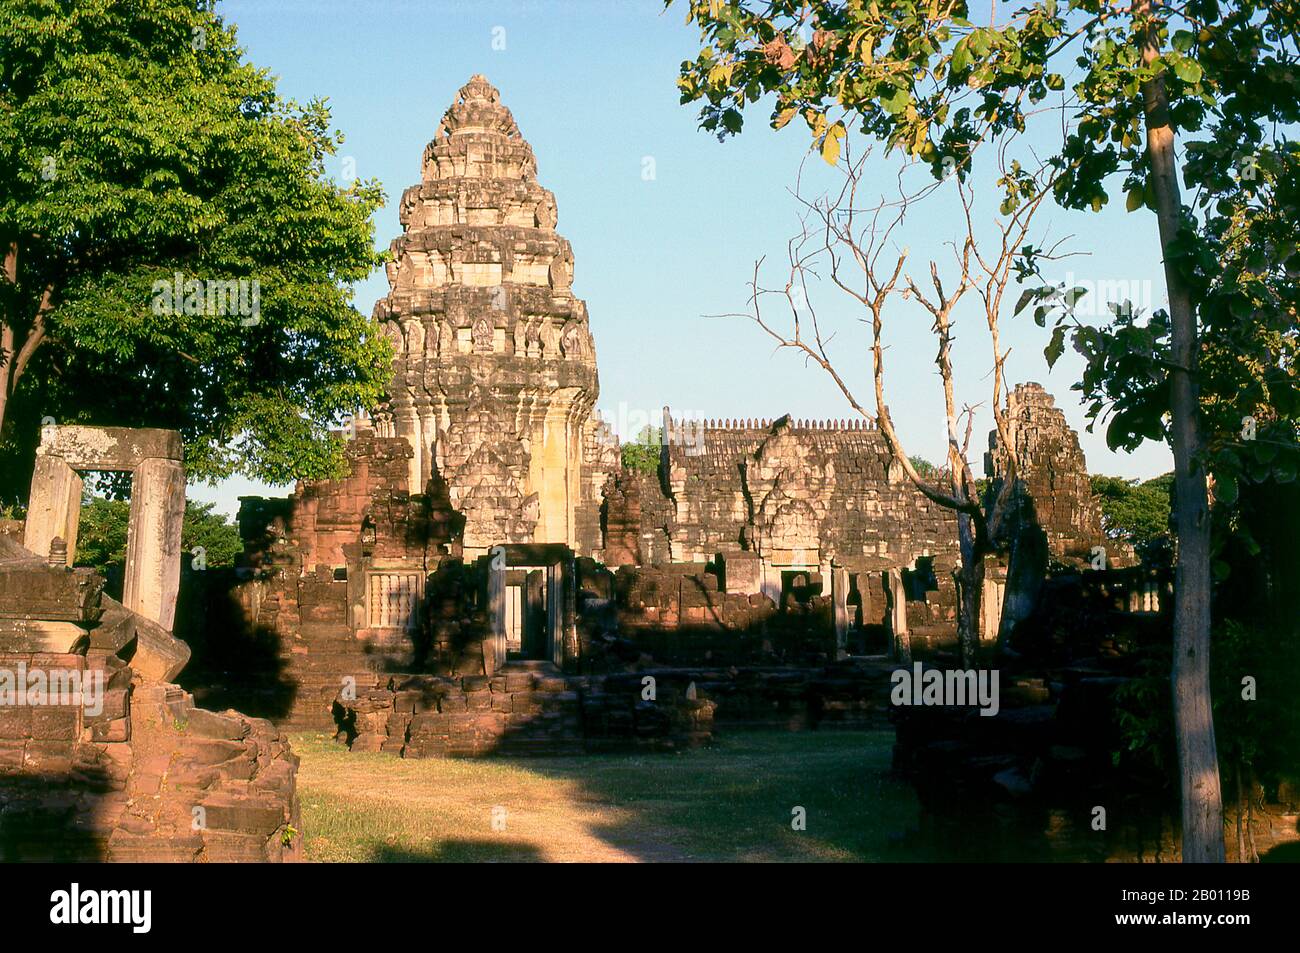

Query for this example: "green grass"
[292,729,923,862]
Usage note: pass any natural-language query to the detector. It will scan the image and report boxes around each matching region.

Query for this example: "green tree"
[908,455,938,479]
[1090,472,1172,549]
[621,426,663,476]
[672,0,1300,862]
[0,0,391,503]
[76,496,242,576]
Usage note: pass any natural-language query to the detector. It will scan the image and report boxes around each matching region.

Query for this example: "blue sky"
[192,0,1174,516]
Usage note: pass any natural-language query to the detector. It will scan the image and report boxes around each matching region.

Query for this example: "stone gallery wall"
[646,414,962,574]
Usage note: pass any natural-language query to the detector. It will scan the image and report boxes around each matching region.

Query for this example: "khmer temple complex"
[202,76,1123,748]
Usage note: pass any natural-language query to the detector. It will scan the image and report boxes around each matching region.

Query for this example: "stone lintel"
[769,548,820,568]
[38,425,183,470]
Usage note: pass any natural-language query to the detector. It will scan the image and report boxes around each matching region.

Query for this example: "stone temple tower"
[372,75,616,558]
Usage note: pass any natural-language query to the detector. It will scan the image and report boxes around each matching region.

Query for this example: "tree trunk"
[0,356,10,438]
[1139,7,1225,863]
[1,241,15,438]
[955,512,982,668]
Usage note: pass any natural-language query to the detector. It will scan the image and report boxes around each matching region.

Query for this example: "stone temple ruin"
[189,76,1125,758]
[1,74,1284,864]
[0,427,299,862]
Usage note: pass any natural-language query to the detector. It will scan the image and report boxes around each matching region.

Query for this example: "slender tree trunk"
[1235,759,1246,863]
[1,241,15,437]
[0,348,11,437]
[1138,5,1225,863]
[955,512,983,668]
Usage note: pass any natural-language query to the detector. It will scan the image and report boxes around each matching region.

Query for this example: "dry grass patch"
[292,729,921,862]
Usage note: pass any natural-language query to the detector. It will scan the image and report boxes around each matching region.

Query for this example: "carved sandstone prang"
[371,76,612,557]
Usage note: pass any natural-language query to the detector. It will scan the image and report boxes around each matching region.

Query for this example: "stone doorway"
[779,568,821,612]
[485,543,574,674]
[503,567,548,661]
[23,426,185,630]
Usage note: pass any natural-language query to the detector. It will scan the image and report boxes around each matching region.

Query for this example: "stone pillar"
[123,458,185,630]
[486,559,505,675]
[547,562,562,666]
[887,568,911,662]
[563,552,577,665]
[23,456,83,566]
[831,565,850,660]
[979,576,1004,642]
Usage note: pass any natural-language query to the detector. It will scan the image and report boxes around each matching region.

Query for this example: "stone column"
[486,558,505,675]
[979,576,1004,642]
[23,456,83,566]
[123,458,185,630]
[887,568,911,662]
[547,561,563,666]
[562,552,577,666]
[831,565,850,659]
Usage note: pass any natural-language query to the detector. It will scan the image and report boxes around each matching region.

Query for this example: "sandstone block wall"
[987,382,1127,567]
[335,669,715,757]
[642,414,962,571]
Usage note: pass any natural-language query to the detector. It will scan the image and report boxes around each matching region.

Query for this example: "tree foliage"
[0,0,392,503]
[76,496,242,575]
[621,426,663,476]
[908,454,938,478]
[1090,472,1171,548]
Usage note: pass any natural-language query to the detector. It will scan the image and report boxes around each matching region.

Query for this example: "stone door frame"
[23,426,186,631]
[486,542,573,673]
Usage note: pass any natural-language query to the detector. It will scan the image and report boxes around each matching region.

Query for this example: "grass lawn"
[292,729,923,862]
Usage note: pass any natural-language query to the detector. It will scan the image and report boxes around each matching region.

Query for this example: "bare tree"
[737,140,1071,666]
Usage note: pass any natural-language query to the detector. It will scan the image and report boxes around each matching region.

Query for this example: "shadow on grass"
[370,839,546,863]
[294,729,924,862]
[1261,841,1300,863]
[471,731,921,862]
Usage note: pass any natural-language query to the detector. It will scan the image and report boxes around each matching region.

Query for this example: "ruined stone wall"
[207,430,462,729]
[0,536,299,862]
[336,669,714,757]
[632,414,961,576]
[286,427,438,572]
[987,382,1121,566]
[374,75,613,558]
[601,469,675,568]
[334,663,900,759]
